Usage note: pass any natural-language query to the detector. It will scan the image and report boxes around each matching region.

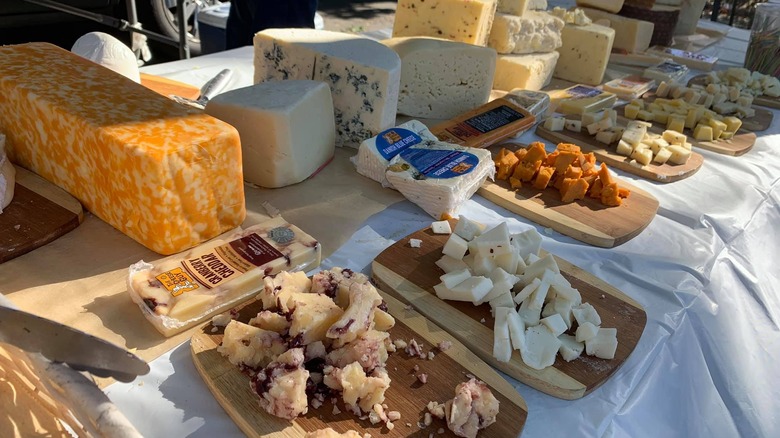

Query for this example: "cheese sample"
[493,51,560,91]
[554,23,615,85]
[385,142,494,219]
[392,0,498,46]
[253,29,401,148]
[488,12,564,54]
[0,134,15,212]
[382,37,496,119]
[579,7,654,53]
[205,81,335,189]
[127,216,321,336]
[355,120,438,187]
[576,0,624,13]
[0,43,245,255]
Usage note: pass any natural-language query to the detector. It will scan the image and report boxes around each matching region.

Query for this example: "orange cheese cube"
[545,151,560,166]
[0,43,246,254]
[513,159,542,182]
[496,150,520,180]
[601,182,622,206]
[557,143,581,153]
[618,187,631,198]
[524,142,548,163]
[553,151,579,175]
[561,178,589,203]
[533,166,555,190]
[509,176,523,190]
[589,179,603,198]
[564,165,582,180]
[514,148,528,161]
[597,163,614,187]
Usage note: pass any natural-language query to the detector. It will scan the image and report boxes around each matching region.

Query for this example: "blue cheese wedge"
[355,120,438,187]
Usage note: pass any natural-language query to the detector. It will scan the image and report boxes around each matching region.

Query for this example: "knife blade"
[0,305,149,382]
[170,68,233,109]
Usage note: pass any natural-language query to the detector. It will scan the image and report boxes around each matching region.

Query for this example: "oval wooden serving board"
[372,220,647,400]
[191,290,528,438]
[688,74,780,113]
[1,166,84,264]
[535,121,704,183]
[478,143,659,248]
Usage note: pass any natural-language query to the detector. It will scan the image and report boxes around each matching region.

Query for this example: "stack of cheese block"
[354,121,494,219]
[616,0,681,47]
[432,216,618,370]
[0,43,246,255]
[577,1,656,54]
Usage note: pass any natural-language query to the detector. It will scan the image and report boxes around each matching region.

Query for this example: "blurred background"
[0,0,768,66]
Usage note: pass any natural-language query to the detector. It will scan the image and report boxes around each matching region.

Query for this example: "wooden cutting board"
[0,166,83,264]
[535,122,704,183]
[140,73,200,100]
[191,291,528,438]
[372,220,647,400]
[615,102,757,156]
[689,74,780,112]
[477,143,659,248]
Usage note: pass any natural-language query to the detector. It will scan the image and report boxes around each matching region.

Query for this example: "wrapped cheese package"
[127,216,321,336]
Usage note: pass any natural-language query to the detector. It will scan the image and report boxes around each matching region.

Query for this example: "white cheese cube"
[595,129,618,145]
[550,280,581,304]
[436,255,471,274]
[558,334,585,362]
[471,222,513,257]
[490,266,519,290]
[662,130,686,145]
[488,11,564,54]
[540,313,567,337]
[585,327,618,359]
[489,291,516,314]
[454,215,486,241]
[543,116,566,132]
[493,251,520,275]
[653,148,672,164]
[442,233,469,259]
[510,230,542,260]
[616,139,634,156]
[513,277,541,304]
[515,255,527,275]
[524,275,551,310]
[435,276,492,302]
[581,111,603,127]
[493,51,560,91]
[493,307,513,363]
[472,254,499,277]
[564,119,582,132]
[630,147,652,166]
[517,303,541,327]
[666,145,692,165]
[205,80,335,189]
[431,220,453,235]
[507,309,526,351]
[383,37,497,119]
[521,325,562,370]
[479,281,512,305]
[621,121,648,147]
[586,116,614,135]
[521,254,560,282]
[541,301,556,318]
[552,297,575,329]
[440,268,473,289]
[572,303,601,327]
[526,253,541,264]
[575,321,599,342]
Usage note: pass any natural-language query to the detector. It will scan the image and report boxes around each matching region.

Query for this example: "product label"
[158,232,285,293]
[464,105,525,134]
[399,148,479,179]
[660,47,717,63]
[565,85,604,99]
[375,128,423,160]
[651,61,687,74]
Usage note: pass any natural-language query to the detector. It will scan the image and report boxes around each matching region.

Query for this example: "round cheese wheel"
[71,32,141,83]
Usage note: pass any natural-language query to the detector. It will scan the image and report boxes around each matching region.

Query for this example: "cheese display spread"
[0,134,15,213]
[382,37,497,120]
[0,43,245,255]
[253,29,401,148]
[127,216,321,336]
[205,80,336,188]
[393,0,498,46]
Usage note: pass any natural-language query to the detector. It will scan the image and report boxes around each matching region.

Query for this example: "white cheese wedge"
[479,282,512,305]
[521,254,560,283]
[442,233,470,259]
[585,327,618,359]
[253,29,401,148]
[489,291,516,316]
[471,254,499,276]
[552,297,575,329]
[205,81,335,189]
[513,277,541,304]
[521,325,561,370]
[572,302,602,327]
[448,276,493,302]
[540,313,568,337]
[507,309,526,351]
[543,116,566,132]
[488,11,564,54]
[526,253,541,264]
[0,134,15,213]
[454,215,486,241]
[551,280,581,304]
[470,222,513,257]
[440,268,473,289]
[355,120,438,187]
[517,303,541,327]
[523,274,550,311]
[493,51,560,91]
[382,37,496,119]
[431,220,453,235]
[510,230,542,260]
[493,251,519,275]
[576,321,599,342]
[436,254,471,274]
[558,334,585,362]
[386,143,494,219]
[493,307,513,363]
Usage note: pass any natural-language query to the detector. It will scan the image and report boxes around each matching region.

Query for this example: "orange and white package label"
[127,216,321,337]
[0,43,245,255]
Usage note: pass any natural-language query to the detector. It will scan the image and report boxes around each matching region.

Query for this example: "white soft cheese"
[71,32,141,83]
[355,120,437,187]
[488,11,564,54]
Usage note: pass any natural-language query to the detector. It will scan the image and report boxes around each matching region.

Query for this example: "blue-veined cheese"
[253,29,401,148]
[355,120,438,187]
[381,37,497,119]
[0,43,245,255]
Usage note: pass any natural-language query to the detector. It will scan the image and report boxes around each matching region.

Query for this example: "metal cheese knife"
[171,68,233,110]
[0,305,150,382]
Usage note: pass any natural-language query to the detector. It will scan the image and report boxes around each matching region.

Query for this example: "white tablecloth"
[105,23,780,438]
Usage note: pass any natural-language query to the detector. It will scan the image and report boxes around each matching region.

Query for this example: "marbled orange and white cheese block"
[0,43,245,254]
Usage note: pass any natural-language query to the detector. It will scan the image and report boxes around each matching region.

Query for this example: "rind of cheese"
[493,51,560,91]
[393,0,498,46]
[382,37,497,119]
[554,23,615,86]
[488,11,564,54]
[253,29,401,148]
[0,43,245,254]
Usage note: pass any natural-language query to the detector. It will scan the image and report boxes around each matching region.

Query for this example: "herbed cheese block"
[205,80,335,188]
[382,37,497,119]
[576,0,625,13]
[554,23,615,86]
[580,7,655,53]
[0,43,245,255]
[253,29,401,149]
[0,134,15,212]
[392,0,498,46]
[493,51,560,91]
[488,11,564,54]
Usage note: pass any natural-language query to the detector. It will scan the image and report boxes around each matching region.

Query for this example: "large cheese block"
[392,0,498,46]
[576,0,625,13]
[253,29,401,149]
[493,51,560,91]
[0,134,14,212]
[355,120,439,187]
[554,23,615,85]
[488,11,564,54]
[205,80,335,189]
[0,43,245,255]
[580,7,655,53]
[497,0,547,15]
[385,142,494,219]
[381,37,497,119]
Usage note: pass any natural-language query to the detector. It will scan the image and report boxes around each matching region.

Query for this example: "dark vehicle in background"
[0,0,224,55]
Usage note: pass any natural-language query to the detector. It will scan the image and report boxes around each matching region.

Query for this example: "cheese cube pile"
[433,216,619,370]
[0,43,245,255]
[704,67,780,99]
[653,78,760,120]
